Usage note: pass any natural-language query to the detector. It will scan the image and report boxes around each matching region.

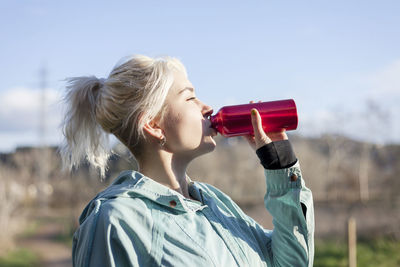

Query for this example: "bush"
[314,238,400,267]
[0,248,40,267]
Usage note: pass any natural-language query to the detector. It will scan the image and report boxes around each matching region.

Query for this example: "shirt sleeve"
[201,160,315,266]
[263,161,315,267]
[255,140,297,169]
[250,139,314,266]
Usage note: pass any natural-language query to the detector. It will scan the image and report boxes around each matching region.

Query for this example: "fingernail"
[251,109,256,116]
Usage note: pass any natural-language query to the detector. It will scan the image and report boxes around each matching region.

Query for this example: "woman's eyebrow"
[178,87,194,94]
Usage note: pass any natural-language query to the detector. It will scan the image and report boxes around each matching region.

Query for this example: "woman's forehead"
[178,87,194,95]
[171,71,194,95]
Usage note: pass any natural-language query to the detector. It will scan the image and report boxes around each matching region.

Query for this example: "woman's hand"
[243,101,288,151]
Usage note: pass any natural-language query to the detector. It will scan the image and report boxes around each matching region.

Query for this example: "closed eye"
[187,97,196,101]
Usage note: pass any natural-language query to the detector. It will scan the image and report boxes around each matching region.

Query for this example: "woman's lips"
[210,127,218,136]
[207,120,217,136]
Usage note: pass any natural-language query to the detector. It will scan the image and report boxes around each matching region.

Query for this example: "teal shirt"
[72,161,314,266]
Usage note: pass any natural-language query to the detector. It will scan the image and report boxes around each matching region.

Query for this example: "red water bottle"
[210,99,298,137]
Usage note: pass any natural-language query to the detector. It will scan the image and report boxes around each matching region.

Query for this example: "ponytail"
[60,76,111,177]
[59,55,188,179]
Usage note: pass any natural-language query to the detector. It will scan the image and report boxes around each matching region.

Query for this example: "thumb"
[251,108,264,139]
[251,108,271,147]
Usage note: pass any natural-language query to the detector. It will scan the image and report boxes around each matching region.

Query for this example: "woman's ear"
[143,119,164,140]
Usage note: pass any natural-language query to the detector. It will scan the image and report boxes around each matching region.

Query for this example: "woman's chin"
[193,136,216,155]
[204,136,217,151]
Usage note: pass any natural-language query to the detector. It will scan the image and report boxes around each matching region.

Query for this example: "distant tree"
[358,99,391,202]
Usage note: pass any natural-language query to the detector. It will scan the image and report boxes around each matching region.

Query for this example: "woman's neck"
[138,150,192,199]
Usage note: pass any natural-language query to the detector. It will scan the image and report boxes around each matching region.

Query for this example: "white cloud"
[365,59,400,143]
[0,87,63,152]
[368,59,400,98]
[296,59,400,144]
[298,109,350,137]
[298,102,399,145]
[0,130,62,152]
[1,57,400,154]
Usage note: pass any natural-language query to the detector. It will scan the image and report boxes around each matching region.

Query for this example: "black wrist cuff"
[255,140,297,169]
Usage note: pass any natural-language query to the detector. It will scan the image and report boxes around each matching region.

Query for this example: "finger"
[250,108,264,139]
[243,134,255,142]
[267,130,289,141]
[243,135,254,144]
[242,134,256,150]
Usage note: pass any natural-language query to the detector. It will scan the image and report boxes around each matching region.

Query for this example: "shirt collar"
[100,170,205,212]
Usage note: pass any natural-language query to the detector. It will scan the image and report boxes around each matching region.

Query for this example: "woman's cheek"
[165,109,204,149]
[182,115,204,145]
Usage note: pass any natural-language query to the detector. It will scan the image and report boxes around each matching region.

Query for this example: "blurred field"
[1,134,399,266]
[0,249,40,267]
[314,238,400,267]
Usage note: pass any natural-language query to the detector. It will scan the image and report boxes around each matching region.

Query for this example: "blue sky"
[1,0,399,152]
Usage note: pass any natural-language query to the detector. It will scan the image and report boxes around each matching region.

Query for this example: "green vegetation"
[315,239,400,267]
[54,221,75,248]
[17,220,41,239]
[0,248,40,267]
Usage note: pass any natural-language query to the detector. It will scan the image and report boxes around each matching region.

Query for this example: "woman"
[61,55,314,266]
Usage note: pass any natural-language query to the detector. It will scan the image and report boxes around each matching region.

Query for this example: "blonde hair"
[60,55,187,177]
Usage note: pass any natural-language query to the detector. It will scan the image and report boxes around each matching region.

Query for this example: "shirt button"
[169,200,177,208]
[290,173,298,181]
